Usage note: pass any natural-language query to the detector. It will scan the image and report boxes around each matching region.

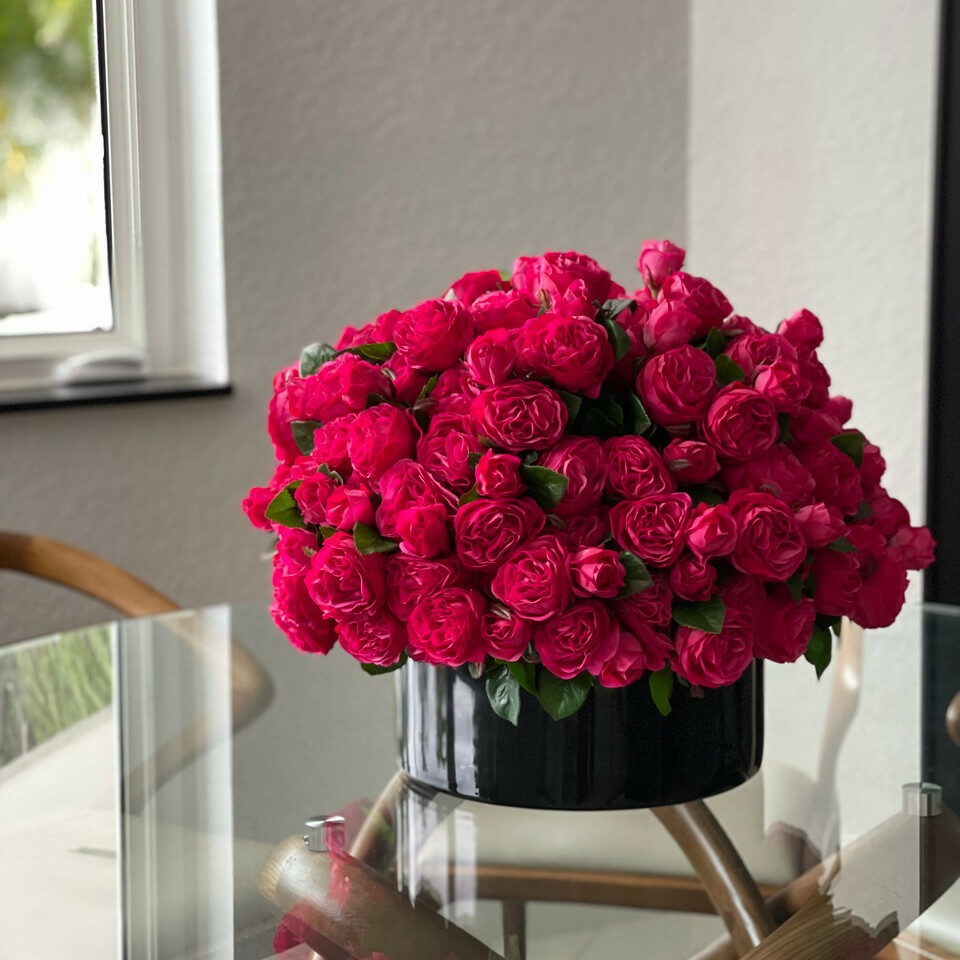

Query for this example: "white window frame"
[0,0,227,394]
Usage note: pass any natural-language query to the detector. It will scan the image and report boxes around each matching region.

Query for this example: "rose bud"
[475,449,524,498]
[637,239,686,290]
[570,547,626,599]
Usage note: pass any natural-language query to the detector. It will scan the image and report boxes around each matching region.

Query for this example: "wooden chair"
[0,530,274,805]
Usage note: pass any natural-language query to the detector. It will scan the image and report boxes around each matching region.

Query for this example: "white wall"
[0,0,689,640]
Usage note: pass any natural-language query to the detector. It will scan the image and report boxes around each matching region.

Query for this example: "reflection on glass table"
[0,603,958,959]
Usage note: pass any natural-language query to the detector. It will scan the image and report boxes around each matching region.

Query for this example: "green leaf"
[361,653,407,676]
[459,484,481,506]
[596,298,637,324]
[852,500,873,522]
[785,570,805,602]
[519,464,569,511]
[702,327,726,358]
[300,342,338,377]
[673,596,726,635]
[831,431,865,467]
[318,525,337,539]
[520,450,540,465]
[599,316,631,362]
[344,341,397,363]
[291,420,321,455]
[486,666,521,726]
[506,660,538,696]
[649,667,674,717]
[352,522,399,554]
[316,463,344,483]
[265,482,308,530]
[537,671,593,720]
[714,354,746,385]
[685,485,725,506]
[804,625,832,679]
[777,413,793,444]
[573,391,624,439]
[627,393,652,435]
[828,537,856,553]
[556,389,583,423]
[618,551,653,598]
[416,374,440,402]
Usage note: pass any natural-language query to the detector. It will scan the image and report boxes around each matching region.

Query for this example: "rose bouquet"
[244,241,934,723]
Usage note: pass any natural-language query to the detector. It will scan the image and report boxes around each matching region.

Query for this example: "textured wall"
[0,0,689,640]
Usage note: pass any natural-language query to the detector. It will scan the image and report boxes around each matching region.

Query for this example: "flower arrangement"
[244,241,934,723]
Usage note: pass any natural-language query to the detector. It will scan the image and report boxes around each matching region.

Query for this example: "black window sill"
[0,377,232,413]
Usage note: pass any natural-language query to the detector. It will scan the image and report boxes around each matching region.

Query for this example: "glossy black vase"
[398,660,763,810]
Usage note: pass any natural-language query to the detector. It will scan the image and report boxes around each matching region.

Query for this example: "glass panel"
[0,0,111,338]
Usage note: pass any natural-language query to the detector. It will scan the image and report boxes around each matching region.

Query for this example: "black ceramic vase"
[398,660,763,810]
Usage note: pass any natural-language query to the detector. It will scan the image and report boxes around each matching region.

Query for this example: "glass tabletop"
[0,602,957,959]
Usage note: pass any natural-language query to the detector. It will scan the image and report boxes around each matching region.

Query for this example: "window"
[0,0,228,402]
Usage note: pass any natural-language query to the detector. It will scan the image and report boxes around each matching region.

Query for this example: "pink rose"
[669,553,717,602]
[810,547,861,618]
[394,298,475,372]
[454,497,545,570]
[860,442,887,492]
[598,626,670,687]
[475,450,524,498]
[637,344,717,426]
[445,268,507,305]
[464,327,518,386]
[603,435,675,500]
[346,404,420,482]
[322,478,377,531]
[794,502,848,548]
[540,436,606,515]
[753,360,810,414]
[311,415,356,475]
[563,506,611,548]
[430,366,479,414]
[407,587,488,665]
[721,446,816,509]
[416,413,484,492]
[663,439,720,484]
[481,612,531,661]
[610,493,692,566]
[754,587,816,663]
[518,313,615,398]
[777,308,823,354]
[396,503,451,558]
[376,460,455,539]
[273,527,318,578]
[336,613,408,666]
[242,484,276,531]
[537,601,620,679]
[382,351,430,403]
[717,572,766,618]
[293,354,392,423]
[637,239,686,289]
[797,441,863,515]
[799,352,831,406]
[659,272,732,337]
[643,299,702,352]
[685,503,738,559]
[675,607,754,688]
[491,534,571,621]
[865,490,909,537]
[887,525,935,570]
[517,251,613,306]
[470,381,568,452]
[725,333,797,378]
[470,289,539,333]
[701,386,779,461]
[570,547,626,598]
[305,533,386,617]
[851,552,909,629]
[385,553,462,620]
[614,572,673,630]
[271,571,337,655]
[727,490,807,582]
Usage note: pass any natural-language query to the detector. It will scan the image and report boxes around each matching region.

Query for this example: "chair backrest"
[0,531,179,619]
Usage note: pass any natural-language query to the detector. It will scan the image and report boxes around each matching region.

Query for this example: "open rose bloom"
[245,241,934,721]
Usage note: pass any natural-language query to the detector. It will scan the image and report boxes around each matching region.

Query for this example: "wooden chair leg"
[654,800,778,957]
[501,899,526,960]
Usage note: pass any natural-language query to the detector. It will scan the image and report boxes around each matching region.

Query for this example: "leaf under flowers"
[352,522,399,554]
[701,327,726,358]
[299,342,338,377]
[831,431,865,467]
[265,482,307,530]
[486,665,521,725]
[672,596,726,635]
[599,315,631,362]
[506,660,538,696]
[361,653,407,676]
[519,464,568,511]
[649,667,674,717]
[804,625,832,679]
[714,354,746,386]
[537,671,592,720]
[628,393,652,435]
[343,341,398,363]
[617,551,653,598]
[291,420,320,455]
